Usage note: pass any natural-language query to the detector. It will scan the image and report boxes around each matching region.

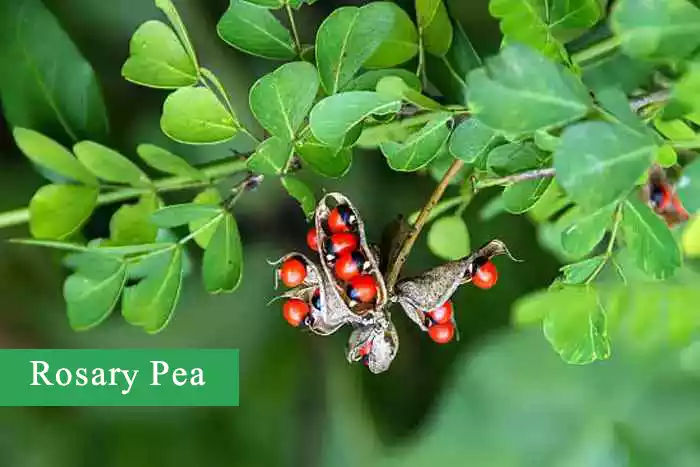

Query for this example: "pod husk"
[314,193,389,314]
[394,240,514,319]
[346,315,399,374]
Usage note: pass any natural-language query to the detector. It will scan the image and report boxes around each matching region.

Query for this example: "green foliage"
[427,215,470,260]
[677,159,700,214]
[611,0,700,61]
[217,0,296,60]
[29,184,98,240]
[121,20,198,89]
[74,141,152,187]
[381,113,453,171]
[554,121,655,210]
[490,0,605,60]
[621,197,682,280]
[0,0,108,140]
[3,0,700,363]
[467,44,592,134]
[281,176,316,219]
[315,3,395,94]
[12,128,97,185]
[249,62,319,141]
[202,213,243,294]
[161,86,239,144]
[416,0,453,56]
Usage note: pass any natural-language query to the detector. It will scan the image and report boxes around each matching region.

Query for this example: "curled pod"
[394,240,516,330]
[314,193,389,315]
[269,252,320,288]
[346,315,399,374]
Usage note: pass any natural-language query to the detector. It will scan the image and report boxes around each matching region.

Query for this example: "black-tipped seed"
[327,205,357,233]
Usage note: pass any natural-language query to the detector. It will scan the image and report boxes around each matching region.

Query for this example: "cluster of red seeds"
[278,205,380,327]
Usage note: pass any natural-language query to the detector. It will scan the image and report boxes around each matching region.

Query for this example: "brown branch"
[385,159,465,291]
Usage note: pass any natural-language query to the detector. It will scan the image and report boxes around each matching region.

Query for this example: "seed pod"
[394,240,516,330]
[346,315,399,374]
[314,193,388,315]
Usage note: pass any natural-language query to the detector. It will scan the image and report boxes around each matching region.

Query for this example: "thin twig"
[385,159,465,291]
[0,159,248,230]
[285,4,302,56]
[474,168,556,190]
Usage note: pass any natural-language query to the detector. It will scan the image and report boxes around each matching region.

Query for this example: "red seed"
[327,205,356,233]
[324,233,359,259]
[306,227,319,251]
[472,261,498,289]
[283,299,310,327]
[279,258,307,288]
[428,301,453,325]
[428,322,455,344]
[347,275,378,303]
[334,252,366,281]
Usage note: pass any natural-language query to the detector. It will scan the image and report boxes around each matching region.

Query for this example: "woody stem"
[385,159,465,291]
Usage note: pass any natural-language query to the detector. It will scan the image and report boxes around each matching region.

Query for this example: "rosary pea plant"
[1,0,700,367]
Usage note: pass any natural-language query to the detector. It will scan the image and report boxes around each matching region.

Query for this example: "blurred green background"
[2,1,700,466]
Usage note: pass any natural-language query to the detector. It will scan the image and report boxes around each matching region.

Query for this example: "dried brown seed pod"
[314,193,389,314]
[394,240,516,330]
[346,315,399,374]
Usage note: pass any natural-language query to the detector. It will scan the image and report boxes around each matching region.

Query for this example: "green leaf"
[594,87,650,135]
[249,61,319,140]
[356,113,435,148]
[315,3,395,94]
[376,76,442,110]
[487,142,543,176]
[29,184,98,240]
[73,141,151,187]
[621,196,682,280]
[677,159,700,214]
[654,118,696,141]
[467,44,591,135]
[427,216,470,260]
[416,0,453,56]
[554,121,655,210]
[296,136,352,178]
[449,118,500,165]
[109,194,160,245]
[121,20,197,89]
[656,144,678,168]
[136,143,207,182]
[381,113,453,171]
[246,136,293,175]
[611,0,700,62]
[12,128,97,185]
[490,0,605,60]
[151,203,223,228]
[428,147,468,185]
[533,130,560,152]
[64,257,127,331]
[662,61,700,118]
[0,0,108,140]
[202,214,243,293]
[161,86,238,144]
[217,0,296,60]
[560,256,606,285]
[345,69,422,92]
[560,204,615,258]
[281,176,316,219]
[425,20,482,105]
[242,0,284,7]
[502,177,552,214]
[364,3,418,68]
[122,246,184,333]
[309,91,401,147]
[514,286,611,364]
[189,188,223,249]
[682,215,700,257]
